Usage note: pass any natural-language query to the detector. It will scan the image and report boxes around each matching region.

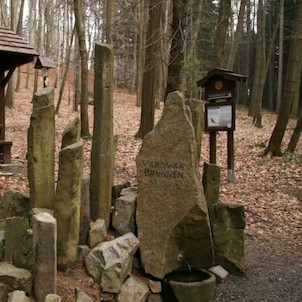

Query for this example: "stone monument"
[136,91,214,279]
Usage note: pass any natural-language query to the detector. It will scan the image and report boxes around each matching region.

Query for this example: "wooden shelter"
[0,28,38,163]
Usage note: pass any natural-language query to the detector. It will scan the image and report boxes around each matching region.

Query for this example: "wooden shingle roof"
[35,56,57,69]
[0,28,38,71]
[197,68,246,87]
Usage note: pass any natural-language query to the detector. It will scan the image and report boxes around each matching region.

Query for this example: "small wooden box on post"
[197,68,246,182]
[34,56,56,88]
[0,28,38,163]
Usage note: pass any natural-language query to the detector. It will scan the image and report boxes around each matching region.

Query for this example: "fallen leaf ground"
[0,72,301,301]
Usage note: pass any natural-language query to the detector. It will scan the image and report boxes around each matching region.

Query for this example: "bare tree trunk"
[136,0,148,107]
[26,0,36,89]
[55,25,75,114]
[136,0,162,139]
[249,0,278,127]
[74,0,90,137]
[265,0,302,157]
[105,0,113,44]
[250,0,266,127]
[243,0,251,106]
[165,0,187,98]
[287,108,302,153]
[15,0,25,92]
[34,0,43,93]
[73,36,81,112]
[5,0,18,108]
[227,0,247,70]
[276,0,284,113]
[213,0,231,68]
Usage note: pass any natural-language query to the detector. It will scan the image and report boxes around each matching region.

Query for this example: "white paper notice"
[207,105,232,128]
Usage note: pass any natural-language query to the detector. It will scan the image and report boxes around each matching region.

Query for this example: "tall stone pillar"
[32,212,57,302]
[27,87,55,210]
[90,43,114,228]
[54,141,83,268]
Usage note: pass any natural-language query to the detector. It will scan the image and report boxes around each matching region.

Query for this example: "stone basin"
[162,268,216,302]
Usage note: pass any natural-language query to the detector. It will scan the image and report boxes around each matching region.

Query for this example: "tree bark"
[165,0,187,98]
[74,0,90,137]
[227,0,247,70]
[5,0,18,108]
[105,0,114,44]
[15,0,25,92]
[213,0,231,68]
[136,0,162,139]
[276,0,284,113]
[265,0,302,157]
[55,25,75,114]
[249,0,266,127]
[287,108,302,153]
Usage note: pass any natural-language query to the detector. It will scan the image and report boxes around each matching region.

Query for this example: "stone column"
[185,98,204,163]
[4,217,32,271]
[54,141,83,268]
[32,212,57,302]
[202,162,221,219]
[27,87,55,210]
[90,43,114,228]
[61,117,81,149]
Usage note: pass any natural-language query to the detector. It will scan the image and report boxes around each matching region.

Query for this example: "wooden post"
[0,70,5,140]
[227,130,234,182]
[209,131,217,164]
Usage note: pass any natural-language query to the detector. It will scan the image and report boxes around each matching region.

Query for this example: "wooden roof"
[35,56,57,69]
[197,68,246,87]
[0,28,38,71]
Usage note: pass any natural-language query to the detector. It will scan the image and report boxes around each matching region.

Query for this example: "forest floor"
[0,78,301,301]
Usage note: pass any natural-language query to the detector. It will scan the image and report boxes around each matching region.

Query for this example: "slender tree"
[15,0,25,92]
[136,0,162,139]
[287,108,302,153]
[55,25,76,114]
[227,0,247,70]
[5,0,18,108]
[265,0,302,157]
[213,0,231,68]
[249,0,266,126]
[74,0,90,137]
[165,0,187,98]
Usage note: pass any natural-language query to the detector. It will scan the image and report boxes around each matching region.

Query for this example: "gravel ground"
[212,235,302,302]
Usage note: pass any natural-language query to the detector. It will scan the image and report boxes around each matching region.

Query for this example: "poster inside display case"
[205,102,235,131]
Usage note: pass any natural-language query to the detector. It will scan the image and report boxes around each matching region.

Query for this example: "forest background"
[0,0,301,156]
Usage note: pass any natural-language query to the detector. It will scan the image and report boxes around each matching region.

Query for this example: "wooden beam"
[2,66,17,88]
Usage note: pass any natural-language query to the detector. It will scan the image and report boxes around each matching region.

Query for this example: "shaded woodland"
[0,0,301,153]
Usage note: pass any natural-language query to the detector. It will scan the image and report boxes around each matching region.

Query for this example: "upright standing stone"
[54,141,83,268]
[0,188,29,230]
[27,87,55,210]
[90,43,114,228]
[32,86,54,110]
[79,173,91,245]
[4,217,32,271]
[61,117,81,149]
[212,202,246,276]
[185,98,204,162]
[202,162,221,219]
[136,92,214,279]
[32,212,57,302]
